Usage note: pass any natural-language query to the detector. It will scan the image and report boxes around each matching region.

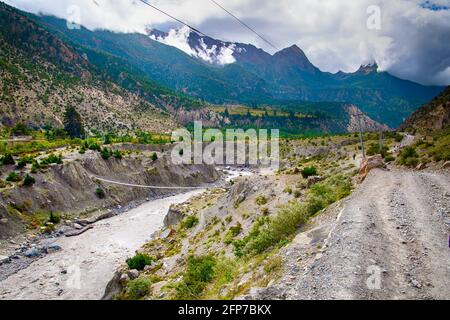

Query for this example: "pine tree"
[64,106,84,138]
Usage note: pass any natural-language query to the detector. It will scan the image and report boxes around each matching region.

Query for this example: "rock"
[143,265,152,272]
[45,244,62,254]
[358,155,386,182]
[0,255,9,264]
[416,163,426,170]
[119,273,130,284]
[159,228,176,240]
[0,218,8,225]
[411,279,422,288]
[164,207,184,227]
[127,269,140,280]
[24,247,41,258]
[76,219,90,226]
[307,176,325,187]
[73,223,83,230]
[443,161,450,169]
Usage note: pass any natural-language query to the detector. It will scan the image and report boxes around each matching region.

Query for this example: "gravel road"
[0,190,204,300]
[249,168,450,300]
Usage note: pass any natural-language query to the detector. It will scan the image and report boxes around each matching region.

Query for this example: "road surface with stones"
[248,167,450,300]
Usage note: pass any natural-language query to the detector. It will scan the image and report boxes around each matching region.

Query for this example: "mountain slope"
[147,28,445,127]
[0,2,186,132]
[400,86,450,132]
[32,15,444,127]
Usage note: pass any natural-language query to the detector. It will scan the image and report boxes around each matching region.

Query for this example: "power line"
[137,0,210,38]
[209,0,280,51]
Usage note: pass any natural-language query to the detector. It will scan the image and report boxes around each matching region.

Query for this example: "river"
[0,190,204,300]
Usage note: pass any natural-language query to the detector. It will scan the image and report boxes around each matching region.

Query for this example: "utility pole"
[379,128,383,152]
[356,113,366,159]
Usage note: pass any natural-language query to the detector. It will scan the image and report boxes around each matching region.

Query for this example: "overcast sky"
[5,0,450,86]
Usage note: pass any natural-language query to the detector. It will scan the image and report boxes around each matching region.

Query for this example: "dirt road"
[250,167,450,300]
[0,190,204,300]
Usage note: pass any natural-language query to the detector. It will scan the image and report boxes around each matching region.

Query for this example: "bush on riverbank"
[127,253,152,271]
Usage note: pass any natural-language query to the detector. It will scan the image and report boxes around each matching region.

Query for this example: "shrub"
[48,211,61,224]
[367,143,389,157]
[293,189,302,198]
[23,174,36,186]
[100,148,112,160]
[126,253,152,271]
[1,153,15,166]
[175,255,216,299]
[30,161,40,173]
[182,216,199,229]
[255,196,268,206]
[151,152,158,162]
[95,187,106,199]
[113,150,123,159]
[384,155,396,163]
[6,171,21,182]
[301,166,317,179]
[125,277,152,300]
[103,134,112,145]
[11,123,30,136]
[224,223,242,244]
[398,147,419,167]
[41,154,62,165]
[88,142,101,151]
[16,156,34,169]
[79,146,86,154]
[284,186,292,194]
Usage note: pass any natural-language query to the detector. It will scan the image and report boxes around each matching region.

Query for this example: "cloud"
[149,26,236,65]
[4,0,450,85]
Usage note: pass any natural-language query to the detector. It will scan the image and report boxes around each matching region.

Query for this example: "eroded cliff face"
[346,105,390,133]
[0,148,220,239]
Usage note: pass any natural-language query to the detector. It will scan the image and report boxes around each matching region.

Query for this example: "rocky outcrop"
[346,105,390,132]
[357,155,386,182]
[164,206,185,227]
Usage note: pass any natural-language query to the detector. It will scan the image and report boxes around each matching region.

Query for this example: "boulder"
[119,273,130,284]
[73,223,83,230]
[0,218,8,225]
[443,161,450,169]
[358,155,386,182]
[164,207,184,227]
[127,269,140,280]
[24,247,41,258]
[45,244,62,254]
[159,228,176,240]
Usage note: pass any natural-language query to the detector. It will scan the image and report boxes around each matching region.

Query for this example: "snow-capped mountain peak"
[147,26,237,65]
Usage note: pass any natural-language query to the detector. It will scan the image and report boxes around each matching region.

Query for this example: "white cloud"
[149,26,236,65]
[149,26,196,57]
[4,0,450,85]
